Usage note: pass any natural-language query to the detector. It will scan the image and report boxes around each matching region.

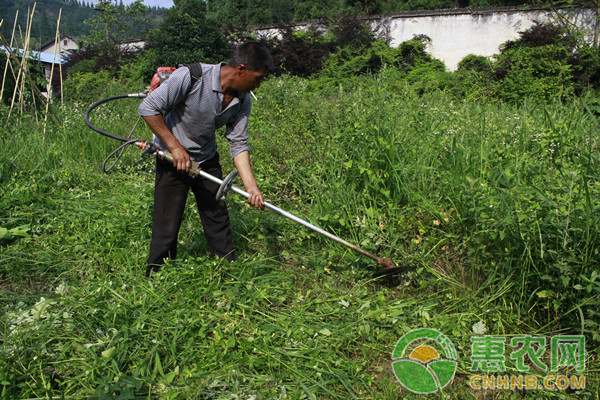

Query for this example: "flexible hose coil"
[84,93,148,172]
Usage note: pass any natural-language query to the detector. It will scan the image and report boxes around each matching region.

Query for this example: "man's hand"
[234,151,264,210]
[170,145,191,174]
[141,115,190,173]
[246,186,264,210]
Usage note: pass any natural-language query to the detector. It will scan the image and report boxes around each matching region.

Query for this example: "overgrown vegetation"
[1,9,600,400]
[2,56,600,400]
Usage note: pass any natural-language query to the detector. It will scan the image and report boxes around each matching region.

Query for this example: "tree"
[149,0,231,68]
[38,9,54,45]
[0,2,8,40]
[543,0,600,47]
[83,0,148,56]
[206,0,275,28]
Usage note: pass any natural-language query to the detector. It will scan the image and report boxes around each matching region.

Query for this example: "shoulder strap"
[181,62,203,85]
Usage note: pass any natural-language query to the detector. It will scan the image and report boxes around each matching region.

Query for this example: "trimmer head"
[371,257,412,278]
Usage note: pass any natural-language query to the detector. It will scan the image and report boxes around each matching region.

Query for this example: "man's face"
[236,65,267,94]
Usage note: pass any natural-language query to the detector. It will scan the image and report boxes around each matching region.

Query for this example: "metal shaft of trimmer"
[139,142,394,268]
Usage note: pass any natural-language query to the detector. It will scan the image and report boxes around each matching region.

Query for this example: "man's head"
[229,41,274,73]
[227,42,274,94]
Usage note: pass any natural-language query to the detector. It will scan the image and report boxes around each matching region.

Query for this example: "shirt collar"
[212,62,226,94]
[212,62,245,101]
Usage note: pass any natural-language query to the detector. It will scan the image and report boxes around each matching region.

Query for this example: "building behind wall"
[39,33,80,57]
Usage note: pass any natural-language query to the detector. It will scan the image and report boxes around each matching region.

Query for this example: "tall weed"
[251,74,600,339]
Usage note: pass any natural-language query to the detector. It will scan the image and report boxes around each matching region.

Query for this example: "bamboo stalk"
[1,34,60,127]
[10,7,35,120]
[44,8,62,138]
[17,10,31,116]
[0,10,19,117]
[24,4,39,122]
[4,4,58,126]
[58,21,64,108]
[1,11,18,110]
[7,25,26,123]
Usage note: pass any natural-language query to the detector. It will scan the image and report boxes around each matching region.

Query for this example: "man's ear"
[237,64,248,74]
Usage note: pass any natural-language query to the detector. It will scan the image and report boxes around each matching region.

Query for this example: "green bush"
[457,54,493,74]
[404,61,452,95]
[318,36,446,87]
[117,52,153,88]
[319,40,390,82]
[67,59,97,75]
[448,22,600,103]
[148,0,230,68]
[451,55,495,100]
[493,44,574,102]
[0,52,46,106]
[62,70,132,103]
[63,48,153,95]
[570,43,600,92]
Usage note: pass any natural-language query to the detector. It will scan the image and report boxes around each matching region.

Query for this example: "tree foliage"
[1,0,167,49]
[83,0,149,56]
[491,22,600,100]
[147,0,231,68]
[203,0,541,29]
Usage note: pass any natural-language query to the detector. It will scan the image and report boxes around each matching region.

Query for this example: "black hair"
[229,41,274,73]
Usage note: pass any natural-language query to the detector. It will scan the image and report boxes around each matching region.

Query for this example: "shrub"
[405,62,453,95]
[569,43,600,92]
[0,51,16,104]
[395,35,438,71]
[117,52,153,88]
[457,54,493,74]
[266,24,331,77]
[319,39,390,82]
[62,70,130,103]
[317,34,446,86]
[67,59,97,75]
[452,22,599,103]
[493,44,574,102]
[264,15,380,78]
[326,14,378,49]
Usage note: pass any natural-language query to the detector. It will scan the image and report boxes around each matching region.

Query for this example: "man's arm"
[233,150,264,209]
[142,115,191,173]
[138,67,194,173]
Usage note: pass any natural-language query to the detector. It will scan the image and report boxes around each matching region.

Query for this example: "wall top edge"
[249,5,592,31]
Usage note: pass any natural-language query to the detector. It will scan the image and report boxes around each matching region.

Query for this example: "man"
[139,41,274,277]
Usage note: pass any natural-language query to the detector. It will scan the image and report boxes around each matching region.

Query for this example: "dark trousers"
[146,152,235,276]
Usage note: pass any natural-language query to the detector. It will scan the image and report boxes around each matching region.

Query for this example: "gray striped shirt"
[138,62,251,163]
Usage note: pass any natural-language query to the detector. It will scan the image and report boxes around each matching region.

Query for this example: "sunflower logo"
[392,328,458,394]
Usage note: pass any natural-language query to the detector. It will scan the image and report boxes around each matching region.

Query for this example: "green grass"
[1,73,599,399]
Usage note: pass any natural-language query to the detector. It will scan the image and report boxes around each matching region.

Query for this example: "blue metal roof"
[1,46,67,64]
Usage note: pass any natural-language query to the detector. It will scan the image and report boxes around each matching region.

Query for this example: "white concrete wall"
[254,6,598,71]
[379,7,596,70]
